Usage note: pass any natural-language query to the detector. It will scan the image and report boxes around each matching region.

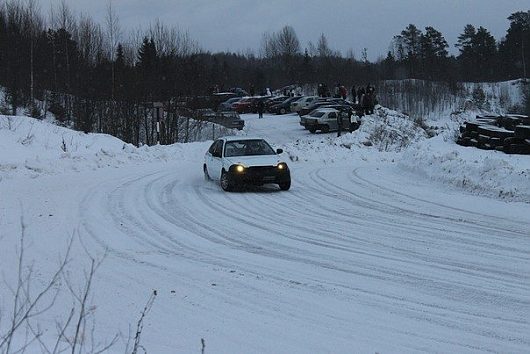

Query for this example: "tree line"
[0,0,528,145]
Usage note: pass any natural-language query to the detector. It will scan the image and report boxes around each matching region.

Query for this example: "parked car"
[301,108,360,133]
[298,98,344,117]
[248,96,270,113]
[196,109,245,130]
[204,136,291,191]
[269,96,301,115]
[228,87,249,96]
[290,96,318,113]
[218,97,243,111]
[232,97,255,113]
[264,96,288,112]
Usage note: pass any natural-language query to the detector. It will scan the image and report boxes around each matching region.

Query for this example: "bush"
[48,101,66,122]
[25,103,42,118]
[472,87,486,109]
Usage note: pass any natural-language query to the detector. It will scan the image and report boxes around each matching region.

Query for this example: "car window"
[208,141,217,154]
[328,112,337,119]
[212,140,223,157]
[224,139,276,157]
[310,111,325,118]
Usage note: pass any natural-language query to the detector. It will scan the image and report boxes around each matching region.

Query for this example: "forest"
[0,0,528,145]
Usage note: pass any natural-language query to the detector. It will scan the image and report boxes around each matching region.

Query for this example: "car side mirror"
[276,148,283,154]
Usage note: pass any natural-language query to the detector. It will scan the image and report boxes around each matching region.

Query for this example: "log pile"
[456,114,530,154]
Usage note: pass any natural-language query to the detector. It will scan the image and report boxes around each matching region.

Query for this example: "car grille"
[246,166,276,174]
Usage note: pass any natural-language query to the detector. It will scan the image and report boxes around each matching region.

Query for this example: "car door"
[303,97,315,108]
[209,140,224,180]
[205,140,217,176]
[327,112,338,130]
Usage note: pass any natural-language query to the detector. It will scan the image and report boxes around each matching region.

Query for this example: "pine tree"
[456,24,477,80]
[499,11,530,79]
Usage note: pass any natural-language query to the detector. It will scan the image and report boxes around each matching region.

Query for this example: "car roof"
[315,108,339,112]
[222,135,266,142]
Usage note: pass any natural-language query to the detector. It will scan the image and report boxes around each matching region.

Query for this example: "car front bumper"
[229,165,290,185]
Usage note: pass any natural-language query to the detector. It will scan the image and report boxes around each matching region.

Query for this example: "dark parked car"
[218,97,242,111]
[264,96,288,112]
[196,109,245,130]
[299,98,359,116]
[269,96,302,115]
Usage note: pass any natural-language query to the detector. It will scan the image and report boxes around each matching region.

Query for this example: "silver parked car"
[302,108,360,133]
[290,96,318,113]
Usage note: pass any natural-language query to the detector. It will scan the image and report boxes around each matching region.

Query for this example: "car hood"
[225,155,281,167]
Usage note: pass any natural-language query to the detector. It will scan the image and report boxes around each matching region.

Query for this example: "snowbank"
[0,115,209,180]
[282,106,428,163]
[2,106,529,203]
[400,133,530,203]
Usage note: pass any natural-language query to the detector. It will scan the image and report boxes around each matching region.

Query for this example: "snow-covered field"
[1,110,529,353]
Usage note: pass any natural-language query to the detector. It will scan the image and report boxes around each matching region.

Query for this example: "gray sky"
[45,0,530,60]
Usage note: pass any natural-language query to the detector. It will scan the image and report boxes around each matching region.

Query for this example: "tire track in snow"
[77,162,530,352]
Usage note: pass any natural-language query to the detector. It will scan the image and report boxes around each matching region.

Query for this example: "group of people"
[318,82,377,115]
[352,83,377,115]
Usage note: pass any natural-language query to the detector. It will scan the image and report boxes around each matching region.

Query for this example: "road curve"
[78,159,530,353]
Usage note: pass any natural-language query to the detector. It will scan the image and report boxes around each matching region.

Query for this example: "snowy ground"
[1,111,529,353]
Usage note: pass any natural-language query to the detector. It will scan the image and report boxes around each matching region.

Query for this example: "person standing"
[351,86,357,103]
[334,83,340,98]
[357,86,365,106]
[337,109,344,137]
[339,85,347,100]
[257,99,265,119]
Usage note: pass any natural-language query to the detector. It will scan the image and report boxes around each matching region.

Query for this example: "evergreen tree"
[499,11,530,79]
[400,24,422,77]
[420,26,449,79]
[456,24,477,80]
[473,27,497,81]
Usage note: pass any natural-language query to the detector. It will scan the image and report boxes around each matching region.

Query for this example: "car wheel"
[280,108,286,115]
[279,180,291,191]
[220,170,234,191]
[321,125,330,133]
[203,164,211,181]
[308,127,316,134]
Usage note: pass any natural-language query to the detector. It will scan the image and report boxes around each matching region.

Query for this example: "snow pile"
[400,134,530,202]
[3,106,529,203]
[0,115,209,180]
[395,105,530,203]
[283,106,428,163]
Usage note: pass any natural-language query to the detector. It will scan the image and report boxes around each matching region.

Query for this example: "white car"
[302,108,360,133]
[204,136,291,191]
[290,96,318,113]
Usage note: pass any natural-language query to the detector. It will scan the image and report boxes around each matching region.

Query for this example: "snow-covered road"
[1,113,530,353]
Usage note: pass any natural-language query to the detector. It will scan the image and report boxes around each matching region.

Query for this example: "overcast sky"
[45,0,530,60]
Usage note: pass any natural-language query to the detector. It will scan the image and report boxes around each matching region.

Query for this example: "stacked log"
[456,114,530,155]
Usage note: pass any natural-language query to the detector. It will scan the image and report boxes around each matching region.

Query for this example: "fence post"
[185,117,189,143]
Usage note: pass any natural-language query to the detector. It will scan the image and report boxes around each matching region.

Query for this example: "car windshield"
[310,111,325,117]
[224,139,276,157]
[281,97,298,104]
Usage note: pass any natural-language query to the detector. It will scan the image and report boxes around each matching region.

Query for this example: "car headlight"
[277,163,287,170]
[235,165,245,173]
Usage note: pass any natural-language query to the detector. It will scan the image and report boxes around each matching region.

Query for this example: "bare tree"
[23,0,43,108]
[0,218,70,354]
[78,14,104,66]
[316,33,332,58]
[105,0,121,100]
[261,25,300,59]
[148,19,199,58]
